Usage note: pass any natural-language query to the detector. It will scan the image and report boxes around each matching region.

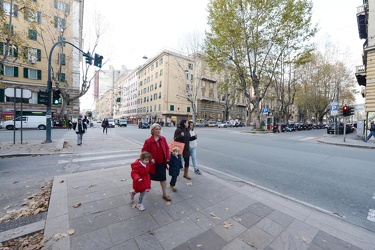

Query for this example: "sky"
[81,0,365,109]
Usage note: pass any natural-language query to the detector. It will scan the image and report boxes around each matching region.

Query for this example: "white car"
[218,122,232,128]
[107,119,116,128]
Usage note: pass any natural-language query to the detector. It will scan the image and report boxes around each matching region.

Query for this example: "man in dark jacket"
[73,118,87,145]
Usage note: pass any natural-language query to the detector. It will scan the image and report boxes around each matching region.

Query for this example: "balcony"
[357,5,367,39]
[355,65,366,86]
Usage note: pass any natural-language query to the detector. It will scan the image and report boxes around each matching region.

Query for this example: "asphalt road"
[0,125,374,233]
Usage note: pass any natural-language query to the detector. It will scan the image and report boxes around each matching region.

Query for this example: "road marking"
[58,152,139,164]
[367,209,375,222]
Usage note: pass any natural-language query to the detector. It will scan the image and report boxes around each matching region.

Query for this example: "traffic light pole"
[46,40,93,143]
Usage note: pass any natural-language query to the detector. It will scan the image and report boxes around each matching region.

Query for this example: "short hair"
[179,119,187,128]
[172,147,180,153]
[140,151,152,161]
[150,123,161,134]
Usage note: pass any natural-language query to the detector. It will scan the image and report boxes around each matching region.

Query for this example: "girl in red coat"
[129,152,152,211]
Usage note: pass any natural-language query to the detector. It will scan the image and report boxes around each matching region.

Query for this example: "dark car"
[138,122,150,129]
[327,122,353,134]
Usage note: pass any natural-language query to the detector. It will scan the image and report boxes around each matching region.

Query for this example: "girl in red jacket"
[129,152,152,211]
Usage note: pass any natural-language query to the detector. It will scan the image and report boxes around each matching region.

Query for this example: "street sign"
[330,102,338,116]
[263,108,269,115]
[5,88,32,98]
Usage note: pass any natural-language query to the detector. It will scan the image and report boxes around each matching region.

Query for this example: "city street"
[0,125,374,234]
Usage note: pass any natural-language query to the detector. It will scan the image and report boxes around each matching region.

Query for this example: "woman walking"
[141,123,171,201]
[188,121,201,174]
[174,119,196,180]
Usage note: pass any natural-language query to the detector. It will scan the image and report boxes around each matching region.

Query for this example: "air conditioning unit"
[29,56,36,64]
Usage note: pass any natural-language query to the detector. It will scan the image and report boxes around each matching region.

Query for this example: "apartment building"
[356,0,375,123]
[0,0,84,122]
[105,49,247,126]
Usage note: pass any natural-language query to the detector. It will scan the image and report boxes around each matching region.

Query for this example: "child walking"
[168,147,183,191]
[130,152,152,211]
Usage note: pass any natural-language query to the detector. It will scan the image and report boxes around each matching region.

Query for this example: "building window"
[159,92,161,98]
[159,81,162,87]
[1,66,18,77]
[54,16,66,31]
[24,9,41,23]
[155,72,158,78]
[170,105,174,111]
[4,24,14,35]
[0,42,17,57]
[159,58,163,65]
[160,69,163,76]
[3,2,18,17]
[188,63,193,70]
[58,36,66,47]
[58,73,66,82]
[154,93,157,100]
[27,48,41,63]
[159,104,161,111]
[23,68,42,80]
[54,0,70,12]
[187,107,191,112]
[28,29,37,40]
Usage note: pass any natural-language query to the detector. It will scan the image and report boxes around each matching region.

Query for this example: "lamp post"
[46,40,98,143]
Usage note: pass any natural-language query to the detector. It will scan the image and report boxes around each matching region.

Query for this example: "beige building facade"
[0,0,84,123]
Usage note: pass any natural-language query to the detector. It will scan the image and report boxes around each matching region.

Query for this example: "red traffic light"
[343,106,348,111]
[343,105,349,116]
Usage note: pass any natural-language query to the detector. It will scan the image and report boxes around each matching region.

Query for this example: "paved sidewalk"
[1,130,375,249]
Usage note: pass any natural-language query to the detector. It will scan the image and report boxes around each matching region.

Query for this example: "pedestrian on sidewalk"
[188,121,201,174]
[168,147,183,191]
[141,123,172,201]
[174,119,195,180]
[102,118,109,134]
[68,120,73,130]
[129,152,152,211]
[365,120,375,142]
[73,118,87,145]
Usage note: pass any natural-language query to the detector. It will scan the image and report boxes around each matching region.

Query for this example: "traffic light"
[349,106,355,116]
[53,90,61,105]
[93,53,103,68]
[38,90,49,105]
[343,105,349,117]
[83,52,92,65]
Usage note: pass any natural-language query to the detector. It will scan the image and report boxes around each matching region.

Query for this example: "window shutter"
[66,3,70,13]
[37,49,41,61]
[0,65,3,75]
[62,18,66,28]
[0,89,4,102]
[54,0,58,8]
[54,16,58,28]
[24,68,28,78]
[37,70,42,80]
[14,45,18,57]
[14,5,18,18]
[0,42,3,55]
[14,67,18,77]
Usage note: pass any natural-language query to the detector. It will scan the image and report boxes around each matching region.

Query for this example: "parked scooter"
[272,125,280,133]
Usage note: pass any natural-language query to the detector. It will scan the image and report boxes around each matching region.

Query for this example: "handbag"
[168,140,185,154]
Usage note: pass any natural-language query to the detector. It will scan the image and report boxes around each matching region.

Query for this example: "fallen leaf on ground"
[233,217,242,222]
[67,229,75,235]
[186,182,192,185]
[223,221,233,229]
[224,208,230,211]
[166,201,171,206]
[196,244,203,247]
[72,203,81,208]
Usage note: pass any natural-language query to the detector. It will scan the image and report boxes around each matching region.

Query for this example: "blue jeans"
[76,133,83,144]
[189,147,198,171]
[365,131,375,142]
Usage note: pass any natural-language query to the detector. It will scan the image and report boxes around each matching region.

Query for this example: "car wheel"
[6,125,15,130]
[38,125,47,130]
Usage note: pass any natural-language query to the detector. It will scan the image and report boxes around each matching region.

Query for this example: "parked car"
[0,121,3,129]
[233,121,245,127]
[118,119,128,127]
[218,121,232,128]
[195,122,208,127]
[3,116,49,130]
[208,121,218,127]
[107,119,116,128]
[138,122,150,129]
[326,122,353,134]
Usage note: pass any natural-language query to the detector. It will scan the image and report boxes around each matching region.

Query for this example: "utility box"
[357,120,364,136]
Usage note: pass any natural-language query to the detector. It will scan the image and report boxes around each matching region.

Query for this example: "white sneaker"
[137,203,145,211]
